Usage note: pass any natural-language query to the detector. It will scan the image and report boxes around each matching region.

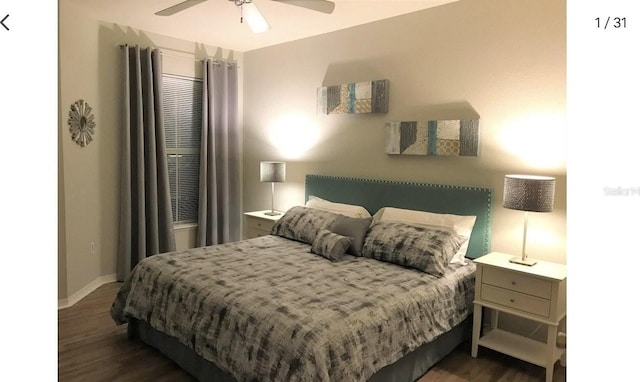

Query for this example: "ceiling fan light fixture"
[156,0,335,33]
[242,2,271,33]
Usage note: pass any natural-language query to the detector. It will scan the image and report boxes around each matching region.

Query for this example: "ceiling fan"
[155,0,336,33]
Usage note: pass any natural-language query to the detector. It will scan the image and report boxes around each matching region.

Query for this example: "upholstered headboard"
[305,175,492,259]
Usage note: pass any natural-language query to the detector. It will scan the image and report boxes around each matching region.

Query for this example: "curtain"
[197,59,241,246]
[117,46,176,281]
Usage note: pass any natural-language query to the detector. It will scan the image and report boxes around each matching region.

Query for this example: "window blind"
[162,74,203,224]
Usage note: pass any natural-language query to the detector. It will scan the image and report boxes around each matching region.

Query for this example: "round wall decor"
[68,99,96,147]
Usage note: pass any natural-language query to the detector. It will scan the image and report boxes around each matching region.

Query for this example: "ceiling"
[70,0,459,52]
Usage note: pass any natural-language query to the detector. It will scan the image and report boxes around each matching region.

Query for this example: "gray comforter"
[111,235,475,382]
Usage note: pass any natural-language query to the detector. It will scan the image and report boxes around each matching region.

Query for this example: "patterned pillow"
[362,221,466,277]
[271,206,339,244]
[372,207,476,265]
[330,215,372,256]
[311,229,353,262]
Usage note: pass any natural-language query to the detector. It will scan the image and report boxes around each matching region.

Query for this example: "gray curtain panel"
[196,59,241,246]
[117,46,176,281]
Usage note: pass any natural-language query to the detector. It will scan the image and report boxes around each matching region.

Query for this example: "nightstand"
[471,252,566,382]
[243,210,282,239]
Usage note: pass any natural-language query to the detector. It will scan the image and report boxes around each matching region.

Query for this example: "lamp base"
[509,256,537,266]
[264,211,281,216]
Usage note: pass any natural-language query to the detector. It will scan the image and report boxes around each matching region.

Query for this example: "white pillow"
[372,207,476,265]
[305,196,372,218]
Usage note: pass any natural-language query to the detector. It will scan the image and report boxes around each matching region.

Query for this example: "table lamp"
[503,174,556,266]
[260,161,286,216]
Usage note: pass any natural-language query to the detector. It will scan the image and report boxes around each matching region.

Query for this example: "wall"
[58,0,243,303]
[243,0,566,264]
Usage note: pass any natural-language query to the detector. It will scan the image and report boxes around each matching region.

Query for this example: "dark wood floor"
[58,282,566,381]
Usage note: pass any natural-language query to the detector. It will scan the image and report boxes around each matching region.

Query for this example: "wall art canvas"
[385,119,480,156]
[317,79,389,114]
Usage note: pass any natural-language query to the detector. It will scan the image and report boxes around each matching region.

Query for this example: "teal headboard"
[305,175,492,259]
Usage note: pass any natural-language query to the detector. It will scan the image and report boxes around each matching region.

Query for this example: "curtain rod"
[116,44,237,67]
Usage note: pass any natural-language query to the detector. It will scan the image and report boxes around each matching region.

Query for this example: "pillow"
[271,206,339,244]
[311,229,352,262]
[362,221,466,277]
[372,207,476,265]
[330,215,372,256]
[305,196,371,218]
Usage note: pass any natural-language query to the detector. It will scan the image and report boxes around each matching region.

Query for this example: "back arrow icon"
[1,14,9,31]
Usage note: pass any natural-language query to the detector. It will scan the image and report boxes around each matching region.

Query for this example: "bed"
[111,174,492,381]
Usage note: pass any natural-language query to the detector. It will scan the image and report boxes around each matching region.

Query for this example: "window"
[162,74,203,224]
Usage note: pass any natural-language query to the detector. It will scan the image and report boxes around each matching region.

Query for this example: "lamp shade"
[503,175,556,212]
[260,161,286,183]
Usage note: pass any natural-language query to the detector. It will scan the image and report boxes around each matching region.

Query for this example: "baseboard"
[58,274,117,310]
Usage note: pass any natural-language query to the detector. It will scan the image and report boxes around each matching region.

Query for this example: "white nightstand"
[243,210,282,239]
[471,252,567,382]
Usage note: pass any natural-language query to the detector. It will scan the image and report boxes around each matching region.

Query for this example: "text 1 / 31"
[595,17,627,29]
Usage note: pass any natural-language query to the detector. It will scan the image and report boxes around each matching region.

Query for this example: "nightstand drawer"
[245,227,268,239]
[243,211,282,240]
[483,266,552,299]
[247,218,275,232]
[481,284,550,317]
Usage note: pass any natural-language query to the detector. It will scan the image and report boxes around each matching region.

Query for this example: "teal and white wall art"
[385,119,480,156]
[317,79,389,114]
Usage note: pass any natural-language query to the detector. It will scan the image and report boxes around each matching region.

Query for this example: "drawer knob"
[511,281,516,285]
[510,299,515,303]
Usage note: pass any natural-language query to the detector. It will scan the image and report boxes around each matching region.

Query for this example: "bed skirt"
[127,316,471,382]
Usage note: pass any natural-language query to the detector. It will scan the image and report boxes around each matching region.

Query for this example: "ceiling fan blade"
[272,0,335,14]
[155,0,208,16]
[244,2,271,33]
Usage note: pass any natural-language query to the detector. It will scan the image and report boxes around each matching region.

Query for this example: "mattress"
[111,234,476,382]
